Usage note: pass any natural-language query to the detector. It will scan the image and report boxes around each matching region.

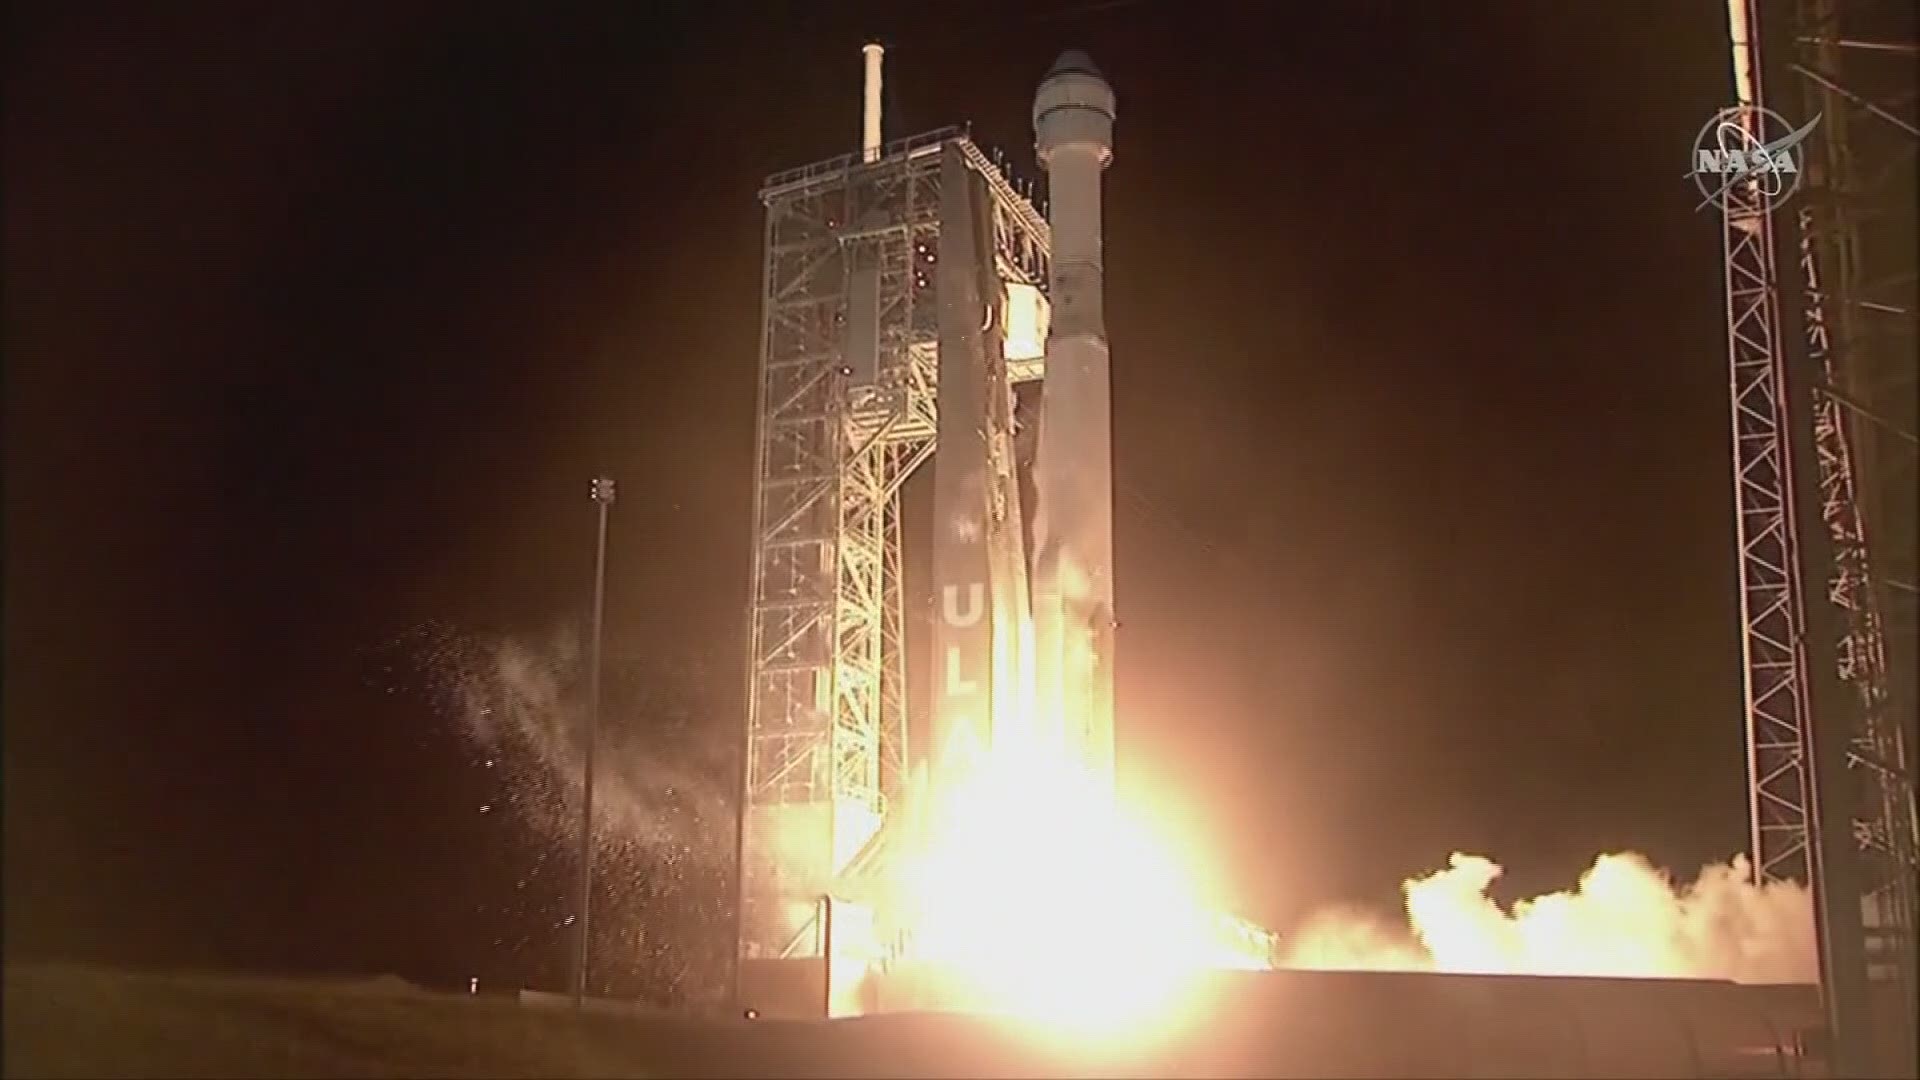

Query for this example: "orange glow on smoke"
[1282,851,1817,985]
[885,732,1816,1039]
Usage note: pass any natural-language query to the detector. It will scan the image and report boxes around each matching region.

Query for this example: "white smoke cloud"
[1282,851,1817,985]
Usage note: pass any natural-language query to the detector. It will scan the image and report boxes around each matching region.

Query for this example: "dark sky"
[8,1,1755,989]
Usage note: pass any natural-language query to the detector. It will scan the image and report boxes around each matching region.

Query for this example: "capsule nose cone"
[1049,49,1102,78]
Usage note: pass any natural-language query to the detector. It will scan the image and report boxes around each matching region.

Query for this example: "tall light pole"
[574,474,615,1007]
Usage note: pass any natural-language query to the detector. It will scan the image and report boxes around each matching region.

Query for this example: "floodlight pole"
[574,474,616,1007]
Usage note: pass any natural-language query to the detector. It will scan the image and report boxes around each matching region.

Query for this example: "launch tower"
[735,46,1062,1014]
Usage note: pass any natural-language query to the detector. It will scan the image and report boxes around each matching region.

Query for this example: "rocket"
[922,49,1117,790]
[927,141,1035,787]
[1030,50,1118,783]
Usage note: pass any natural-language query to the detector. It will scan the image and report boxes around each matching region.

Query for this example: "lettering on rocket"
[945,647,977,696]
[941,583,985,627]
[942,584,985,697]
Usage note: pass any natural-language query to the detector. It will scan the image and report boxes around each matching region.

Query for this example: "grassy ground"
[7,962,1840,1078]
[2,963,1113,1079]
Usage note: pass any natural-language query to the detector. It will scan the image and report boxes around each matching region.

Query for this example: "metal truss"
[1721,71,1818,887]
[740,128,1050,961]
[1791,0,1918,1014]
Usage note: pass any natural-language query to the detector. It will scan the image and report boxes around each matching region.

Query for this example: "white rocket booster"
[1030,50,1117,782]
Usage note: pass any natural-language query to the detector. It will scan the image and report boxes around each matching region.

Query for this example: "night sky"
[9,1,1757,992]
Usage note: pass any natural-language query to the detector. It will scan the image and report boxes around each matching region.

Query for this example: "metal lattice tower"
[738,127,1051,966]
[1721,1,1820,892]
[1788,0,1919,1045]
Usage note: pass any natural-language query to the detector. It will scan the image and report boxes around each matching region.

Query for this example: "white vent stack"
[862,43,884,163]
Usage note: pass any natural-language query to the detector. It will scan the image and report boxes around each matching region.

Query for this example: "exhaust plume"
[1283,851,1818,984]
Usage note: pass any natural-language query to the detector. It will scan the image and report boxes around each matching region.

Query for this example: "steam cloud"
[448,628,732,845]
[407,622,735,1004]
[1282,851,1818,985]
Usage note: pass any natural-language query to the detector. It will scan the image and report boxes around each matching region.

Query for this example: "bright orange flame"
[892,735,1272,1036]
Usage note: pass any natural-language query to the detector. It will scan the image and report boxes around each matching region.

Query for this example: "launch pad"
[734,29,1915,1070]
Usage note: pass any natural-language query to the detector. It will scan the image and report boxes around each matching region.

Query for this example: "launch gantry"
[1790,0,1918,989]
[737,99,1053,988]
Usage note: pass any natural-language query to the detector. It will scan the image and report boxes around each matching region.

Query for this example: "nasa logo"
[1689,106,1822,213]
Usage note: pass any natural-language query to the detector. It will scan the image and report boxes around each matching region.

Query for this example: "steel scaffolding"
[1788,0,1919,1060]
[738,128,1050,965]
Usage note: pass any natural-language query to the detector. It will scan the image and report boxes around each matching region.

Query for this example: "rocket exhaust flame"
[888,721,1275,1035]
[880,715,1821,1033]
